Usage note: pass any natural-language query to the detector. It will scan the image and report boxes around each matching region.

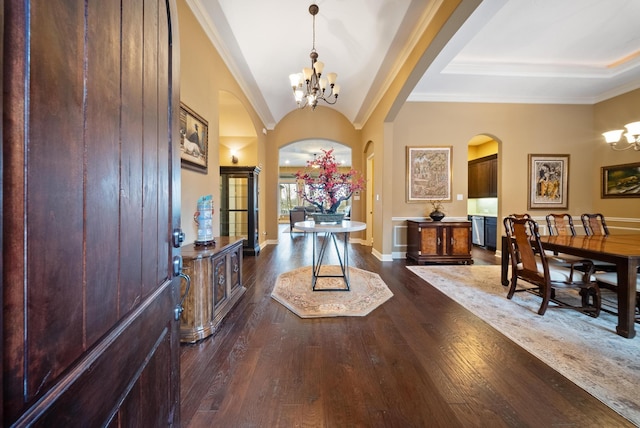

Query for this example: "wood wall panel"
[85,0,122,346]
[3,0,180,424]
[142,0,160,297]
[27,0,85,403]
[157,0,171,285]
[120,0,145,317]
[3,0,28,419]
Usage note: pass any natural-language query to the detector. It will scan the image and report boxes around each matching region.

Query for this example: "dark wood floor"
[180,226,632,427]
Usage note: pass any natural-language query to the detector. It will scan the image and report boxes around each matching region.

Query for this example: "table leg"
[311,231,351,291]
[615,260,637,339]
[501,235,510,286]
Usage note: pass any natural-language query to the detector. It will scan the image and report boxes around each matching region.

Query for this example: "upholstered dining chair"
[503,216,601,317]
[504,213,532,239]
[546,213,576,236]
[594,272,640,317]
[544,213,588,267]
[508,213,531,220]
[581,213,609,236]
[547,213,616,273]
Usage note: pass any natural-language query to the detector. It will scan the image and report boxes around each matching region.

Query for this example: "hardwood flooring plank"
[179,226,634,427]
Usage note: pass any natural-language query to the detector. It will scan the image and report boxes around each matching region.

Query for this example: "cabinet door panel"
[229,245,242,292]
[420,227,440,255]
[450,226,471,256]
[213,255,227,307]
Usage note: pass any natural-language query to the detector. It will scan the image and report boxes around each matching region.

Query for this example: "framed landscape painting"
[179,102,208,173]
[601,162,640,198]
[527,154,569,209]
[406,146,452,202]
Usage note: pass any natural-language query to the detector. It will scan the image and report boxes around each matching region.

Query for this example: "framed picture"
[527,154,569,209]
[601,162,640,198]
[406,146,452,202]
[179,102,208,173]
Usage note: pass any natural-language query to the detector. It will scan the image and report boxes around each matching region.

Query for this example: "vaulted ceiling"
[189,0,640,129]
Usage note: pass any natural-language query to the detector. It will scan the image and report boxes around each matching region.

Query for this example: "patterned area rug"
[272,266,393,318]
[407,265,640,426]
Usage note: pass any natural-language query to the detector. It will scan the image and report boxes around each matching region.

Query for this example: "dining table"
[501,234,640,339]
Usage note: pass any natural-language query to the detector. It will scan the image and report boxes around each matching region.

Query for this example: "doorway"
[278,139,353,222]
[467,134,500,251]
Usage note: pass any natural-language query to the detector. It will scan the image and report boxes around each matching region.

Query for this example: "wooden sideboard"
[406,220,473,265]
[179,237,245,343]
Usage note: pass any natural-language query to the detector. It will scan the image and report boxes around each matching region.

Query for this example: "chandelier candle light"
[602,121,640,151]
[289,4,340,110]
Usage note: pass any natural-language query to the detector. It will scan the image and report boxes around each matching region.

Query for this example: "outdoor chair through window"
[289,206,307,232]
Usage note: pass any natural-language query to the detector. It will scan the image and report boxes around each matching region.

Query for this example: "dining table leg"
[616,260,638,339]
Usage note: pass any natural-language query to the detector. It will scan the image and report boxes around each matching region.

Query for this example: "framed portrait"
[406,146,452,202]
[601,162,640,198]
[527,154,569,209]
[179,102,208,173]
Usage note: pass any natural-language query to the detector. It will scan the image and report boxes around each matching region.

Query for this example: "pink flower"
[294,149,365,213]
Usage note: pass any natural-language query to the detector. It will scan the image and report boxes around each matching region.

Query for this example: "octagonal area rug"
[271,266,393,318]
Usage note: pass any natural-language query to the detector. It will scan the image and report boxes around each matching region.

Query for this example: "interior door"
[2,0,182,425]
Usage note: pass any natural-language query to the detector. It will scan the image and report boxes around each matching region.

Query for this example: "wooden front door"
[2,0,182,425]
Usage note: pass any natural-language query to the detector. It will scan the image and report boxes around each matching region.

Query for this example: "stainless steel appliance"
[471,215,485,246]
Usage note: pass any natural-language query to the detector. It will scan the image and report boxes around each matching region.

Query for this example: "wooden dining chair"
[546,213,576,236]
[503,216,600,317]
[594,272,640,318]
[544,213,591,270]
[508,213,531,221]
[581,213,609,236]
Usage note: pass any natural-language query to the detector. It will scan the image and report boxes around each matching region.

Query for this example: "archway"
[278,139,353,223]
[467,134,500,251]
[219,90,257,166]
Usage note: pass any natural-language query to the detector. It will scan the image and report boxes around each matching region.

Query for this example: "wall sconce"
[231,150,239,164]
[602,121,640,151]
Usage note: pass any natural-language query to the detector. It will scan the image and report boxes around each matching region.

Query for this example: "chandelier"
[602,121,640,151]
[289,4,340,110]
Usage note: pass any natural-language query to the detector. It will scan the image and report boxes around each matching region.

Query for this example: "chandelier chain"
[288,3,340,110]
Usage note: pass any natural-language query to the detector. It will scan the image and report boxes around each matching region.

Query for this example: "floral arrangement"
[295,149,365,214]
[429,200,444,213]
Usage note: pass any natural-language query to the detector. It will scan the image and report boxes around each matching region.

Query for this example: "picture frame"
[179,102,208,173]
[601,162,640,198]
[527,154,569,209]
[406,146,452,202]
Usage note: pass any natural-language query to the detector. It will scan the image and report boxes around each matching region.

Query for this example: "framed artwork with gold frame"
[406,146,452,202]
[601,162,640,198]
[527,154,569,209]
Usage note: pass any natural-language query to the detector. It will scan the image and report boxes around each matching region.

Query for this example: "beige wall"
[264,107,363,241]
[593,88,640,226]
[389,97,640,256]
[177,0,639,258]
[177,0,266,245]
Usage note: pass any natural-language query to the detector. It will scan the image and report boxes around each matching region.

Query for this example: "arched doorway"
[218,91,258,167]
[467,134,500,251]
[278,139,353,223]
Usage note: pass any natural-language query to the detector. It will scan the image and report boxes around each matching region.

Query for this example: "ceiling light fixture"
[289,4,339,110]
[602,121,640,151]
